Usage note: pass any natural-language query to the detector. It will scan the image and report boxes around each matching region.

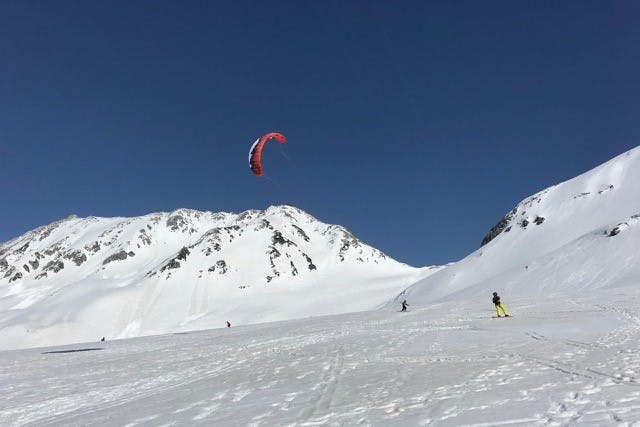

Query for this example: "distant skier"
[226,320,231,328]
[101,337,105,342]
[492,292,510,317]
[401,300,409,312]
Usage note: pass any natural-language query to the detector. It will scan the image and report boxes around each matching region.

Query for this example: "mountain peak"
[0,205,423,350]
[404,144,640,304]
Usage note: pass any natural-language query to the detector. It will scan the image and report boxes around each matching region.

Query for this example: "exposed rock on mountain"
[0,205,431,349]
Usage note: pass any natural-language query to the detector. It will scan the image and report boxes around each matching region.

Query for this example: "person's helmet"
[493,292,497,295]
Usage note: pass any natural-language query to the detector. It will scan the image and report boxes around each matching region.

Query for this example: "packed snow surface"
[2,290,640,426]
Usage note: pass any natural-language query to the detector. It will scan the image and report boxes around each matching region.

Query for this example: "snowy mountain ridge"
[0,206,396,286]
[400,145,640,305]
[0,205,433,350]
[2,146,639,350]
[3,144,640,424]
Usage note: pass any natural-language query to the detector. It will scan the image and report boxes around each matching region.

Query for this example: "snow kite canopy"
[248,132,286,176]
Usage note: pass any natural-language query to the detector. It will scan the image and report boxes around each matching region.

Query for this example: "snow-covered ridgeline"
[400,146,640,305]
[0,205,437,350]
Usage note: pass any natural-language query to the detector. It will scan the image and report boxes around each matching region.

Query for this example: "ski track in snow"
[1,292,640,426]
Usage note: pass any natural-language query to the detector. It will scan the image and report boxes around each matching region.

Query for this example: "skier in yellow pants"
[492,292,510,317]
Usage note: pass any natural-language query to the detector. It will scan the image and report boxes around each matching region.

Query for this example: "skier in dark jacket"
[492,292,510,317]
[401,300,409,312]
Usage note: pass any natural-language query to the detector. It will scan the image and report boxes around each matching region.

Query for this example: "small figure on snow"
[401,300,409,312]
[226,320,231,328]
[101,337,105,342]
[492,292,510,317]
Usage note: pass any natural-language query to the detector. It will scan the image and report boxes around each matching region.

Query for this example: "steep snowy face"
[0,206,397,289]
[0,205,427,349]
[401,146,640,303]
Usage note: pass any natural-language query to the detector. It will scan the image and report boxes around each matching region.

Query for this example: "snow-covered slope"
[3,289,640,426]
[2,148,640,424]
[0,206,435,350]
[399,146,640,305]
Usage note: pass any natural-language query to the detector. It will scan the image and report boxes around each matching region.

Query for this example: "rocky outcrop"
[162,259,181,270]
[1,205,396,289]
[64,250,88,266]
[35,260,65,279]
[292,225,310,242]
[481,208,518,247]
[84,241,101,253]
[208,260,228,274]
[103,250,135,265]
[160,247,190,272]
[166,214,186,231]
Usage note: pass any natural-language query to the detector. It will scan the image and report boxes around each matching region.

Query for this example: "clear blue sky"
[1,1,639,266]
